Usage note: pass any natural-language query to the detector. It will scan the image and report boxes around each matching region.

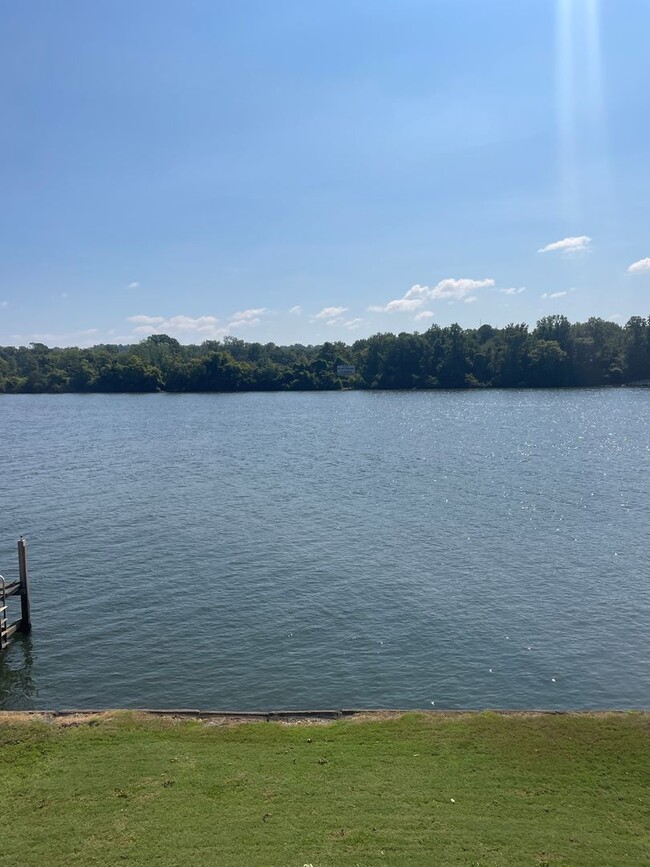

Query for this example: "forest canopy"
[1,315,649,394]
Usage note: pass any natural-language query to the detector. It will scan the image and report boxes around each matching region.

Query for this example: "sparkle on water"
[0,389,648,711]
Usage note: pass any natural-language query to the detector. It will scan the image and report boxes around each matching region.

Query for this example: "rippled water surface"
[1,390,648,710]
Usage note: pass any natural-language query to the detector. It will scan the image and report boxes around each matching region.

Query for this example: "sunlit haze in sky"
[1,0,648,346]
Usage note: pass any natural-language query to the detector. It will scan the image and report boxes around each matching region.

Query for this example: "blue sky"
[1,0,648,346]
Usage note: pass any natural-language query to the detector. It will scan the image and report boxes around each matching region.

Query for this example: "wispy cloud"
[288,305,302,315]
[129,315,165,326]
[344,318,363,330]
[414,310,434,321]
[7,328,100,347]
[369,278,495,313]
[538,235,592,254]
[368,298,423,313]
[230,307,267,320]
[464,296,478,304]
[429,278,495,300]
[628,257,650,274]
[500,287,526,295]
[226,308,268,329]
[127,314,225,339]
[542,291,569,299]
[313,306,348,320]
[229,318,261,328]
[128,281,140,289]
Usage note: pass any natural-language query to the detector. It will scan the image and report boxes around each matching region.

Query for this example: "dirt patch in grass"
[2,707,640,726]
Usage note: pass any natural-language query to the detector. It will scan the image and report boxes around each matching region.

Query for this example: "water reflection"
[0,635,36,709]
[1,390,648,710]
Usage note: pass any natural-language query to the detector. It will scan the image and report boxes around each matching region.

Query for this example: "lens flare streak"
[555,0,606,218]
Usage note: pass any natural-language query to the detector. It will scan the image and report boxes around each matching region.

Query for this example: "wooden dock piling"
[0,537,32,651]
[17,537,31,634]
[0,579,7,651]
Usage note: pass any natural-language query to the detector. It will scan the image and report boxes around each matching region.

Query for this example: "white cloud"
[344,318,363,330]
[368,298,423,313]
[609,314,624,321]
[404,284,431,300]
[289,305,302,315]
[430,278,494,300]
[225,307,268,328]
[128,315,165,326]
[464,296,478,304]
[230,307,267,321]
[542,291,568,299]
[500,287,526,295]
[128,281,140,289]
[628,257,650,274]
[229,317,261,328]
[538,235,592,254]
[8,328,99,346]
[369,278,494,314]
[414,310,435,321]
[313,306,348,320]
[127,314,225,339]
[325,317,345,326]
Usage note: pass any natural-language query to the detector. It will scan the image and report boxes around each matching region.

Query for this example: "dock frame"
[0,538,31,651]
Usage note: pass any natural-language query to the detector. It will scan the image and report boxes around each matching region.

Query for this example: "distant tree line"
[1,315,649,394]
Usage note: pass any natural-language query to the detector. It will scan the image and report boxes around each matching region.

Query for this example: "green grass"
[0,711,648,866]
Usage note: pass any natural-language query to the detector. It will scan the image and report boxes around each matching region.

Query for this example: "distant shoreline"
[2,316,649,392]
[1,382,648,396]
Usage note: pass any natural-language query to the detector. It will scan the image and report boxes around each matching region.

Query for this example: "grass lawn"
[0,711,648,866]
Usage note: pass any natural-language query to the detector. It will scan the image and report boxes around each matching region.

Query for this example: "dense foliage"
[1,315,649,393]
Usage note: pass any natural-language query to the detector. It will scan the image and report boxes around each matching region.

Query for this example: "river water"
[1,389,648,710]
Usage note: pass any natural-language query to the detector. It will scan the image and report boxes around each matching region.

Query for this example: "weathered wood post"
[0,576,7,650]
[17,536,31,634]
